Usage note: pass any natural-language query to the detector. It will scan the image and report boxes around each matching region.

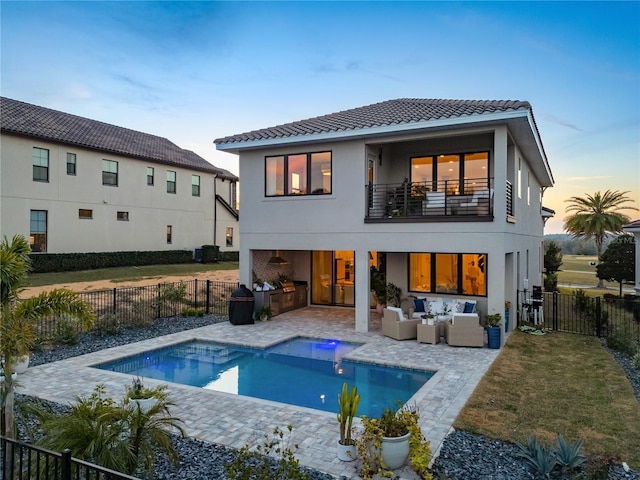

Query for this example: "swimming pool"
[95,337,435,417]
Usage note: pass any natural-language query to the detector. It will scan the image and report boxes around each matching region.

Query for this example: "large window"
[265,151,331,197]
[167,171,176,193]
[409,253,487,296]
[66,153,76,175]
[411,151,489,194]
[33,147,49,182]
[102,160,118,186]
[192,175,200,196]
[30,210,47,252]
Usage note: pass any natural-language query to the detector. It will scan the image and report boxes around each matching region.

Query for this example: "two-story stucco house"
[215,98,553,337]
[1,97,238,255]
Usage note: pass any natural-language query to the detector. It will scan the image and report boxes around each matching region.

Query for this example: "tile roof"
[623,219,640,230]
[1,97,237,180]
[214,98,533,146]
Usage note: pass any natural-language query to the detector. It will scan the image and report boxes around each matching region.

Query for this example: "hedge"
[201,245,220,264]
[29,250,193,273]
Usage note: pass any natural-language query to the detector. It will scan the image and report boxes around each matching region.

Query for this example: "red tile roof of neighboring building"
[1,97,237,180]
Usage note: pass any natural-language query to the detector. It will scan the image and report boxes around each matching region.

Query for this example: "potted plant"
[385,282,402,308]
[485,313,502,349]
[356,404,433,479]
[255,305,273,321]
[125,376,164,413]
[336,382,360,461]
[422,312,435,325]
[370,267,386,314]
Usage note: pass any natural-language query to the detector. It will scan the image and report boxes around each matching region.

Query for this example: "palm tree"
[564,190,638,287]
[1,235,95,439]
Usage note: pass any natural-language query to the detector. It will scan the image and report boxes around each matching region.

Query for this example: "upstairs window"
[117,211,129,221]
[147,167,154,186]
[166,225,172,243]
[66,153,77,175]
[102,160,118,186]
[411,151,489,194]
[167,171,176,193]
[192,175,200,196]
[33,147,49,182]
[265,151,331,197]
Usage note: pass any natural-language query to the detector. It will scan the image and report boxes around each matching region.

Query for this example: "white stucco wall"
[0,134,220,253]
[235,123,548,337]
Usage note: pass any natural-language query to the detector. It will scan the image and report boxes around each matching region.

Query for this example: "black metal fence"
[1,436,139,480]
[34,279,239,342]
[517,290,640,340]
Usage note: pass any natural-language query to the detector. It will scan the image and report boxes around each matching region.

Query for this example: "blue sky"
[2,1,639,233]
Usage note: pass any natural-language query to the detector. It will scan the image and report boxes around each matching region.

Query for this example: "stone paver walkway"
[17,307,500,479]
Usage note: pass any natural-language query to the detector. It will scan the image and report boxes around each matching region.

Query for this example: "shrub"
[607,325,639,357]
[632,352,640,371]
[181,307,204,317]
[95,313,122,335]
[515,436,557,478]
[201,245,220,264]
[29,250,193,273]
[224,425,309,480]
[54,314,81,345]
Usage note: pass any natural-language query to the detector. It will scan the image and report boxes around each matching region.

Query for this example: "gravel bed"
[16,317,640,479]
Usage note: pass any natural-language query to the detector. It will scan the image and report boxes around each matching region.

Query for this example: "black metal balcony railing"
[506,180,513,217]
[366,178,494,221]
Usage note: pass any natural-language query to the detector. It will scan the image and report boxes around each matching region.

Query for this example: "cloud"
[566,175,611,181]
[541,114,583,132]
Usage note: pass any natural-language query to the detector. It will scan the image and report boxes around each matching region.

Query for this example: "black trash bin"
[229,284,255,325]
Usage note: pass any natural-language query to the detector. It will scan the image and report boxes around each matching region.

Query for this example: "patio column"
[488,251,506,347]
[355,249,370,332]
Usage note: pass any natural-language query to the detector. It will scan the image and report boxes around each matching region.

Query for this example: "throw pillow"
[429,301,444,315]
[463,302,476,313]
[454,301,465,313]
[413,297,426,312]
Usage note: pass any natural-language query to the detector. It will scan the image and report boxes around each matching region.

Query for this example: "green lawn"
[455,330,640,472]
[557,255,629,291]
[26,262,239,287]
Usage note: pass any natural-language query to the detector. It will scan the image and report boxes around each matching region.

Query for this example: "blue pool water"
[95,337,435,417]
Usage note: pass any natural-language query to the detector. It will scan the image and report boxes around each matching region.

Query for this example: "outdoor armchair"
[382,307,419,340]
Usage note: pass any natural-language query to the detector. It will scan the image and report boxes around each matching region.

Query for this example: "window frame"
[264,151,332,197]
[408,252,488,297]
[410,150,490,194]
[226,227,233,247]
[66,153,77,175]
[32,147,50,182]
[192,175,200,197]
[102,159,119,186]
[78,209,93,219]
[166,225,173,244]
[167,171,176,194]
[117,211,129,221]
[29,210,47,252]
[147,167,154,186]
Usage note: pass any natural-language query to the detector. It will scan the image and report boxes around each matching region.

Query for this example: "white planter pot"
[336,440,357,462]
[13,355,30,374]
[427,318,434,326]
[131,397,156,413]
[381,432,411,470]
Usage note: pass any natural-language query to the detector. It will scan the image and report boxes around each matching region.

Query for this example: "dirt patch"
[21,269,240,298]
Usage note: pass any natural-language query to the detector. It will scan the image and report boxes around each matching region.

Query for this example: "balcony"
[365,178,494,223]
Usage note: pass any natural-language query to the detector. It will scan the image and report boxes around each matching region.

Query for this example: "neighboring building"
[215,98,554,339]
[622,219,640,295]
[1,97,238,255]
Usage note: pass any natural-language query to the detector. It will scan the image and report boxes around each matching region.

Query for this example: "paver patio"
[17,307,501,479]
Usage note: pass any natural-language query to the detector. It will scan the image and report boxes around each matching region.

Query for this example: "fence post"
[157,284,162,319]
[552,291,558,331]
[61,449,72,480]
[112,288,117,314]
[206,280,211,314]
[194,279,198,309]
[595,296,602,337]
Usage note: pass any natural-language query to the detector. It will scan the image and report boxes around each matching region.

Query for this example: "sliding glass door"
[311,250,355,306]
